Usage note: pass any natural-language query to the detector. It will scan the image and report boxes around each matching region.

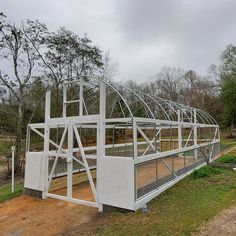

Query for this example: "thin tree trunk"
[16,100,23,173]
[56,84,59,117]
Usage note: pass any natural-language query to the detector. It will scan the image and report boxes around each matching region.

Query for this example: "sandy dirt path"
[0,183,98,236]
[197,204,236,236]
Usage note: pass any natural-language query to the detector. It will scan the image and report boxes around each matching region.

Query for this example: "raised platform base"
[102,204,133,213]
[24,188,43,198]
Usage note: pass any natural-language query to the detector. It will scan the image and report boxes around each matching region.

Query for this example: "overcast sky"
[2,0,236,81]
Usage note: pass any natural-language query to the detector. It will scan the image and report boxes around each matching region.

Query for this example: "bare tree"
[183,70,219,112]
[102,51,119,81]
[0,14,47,171]
[150,66,185,101]
[27,27,103,116]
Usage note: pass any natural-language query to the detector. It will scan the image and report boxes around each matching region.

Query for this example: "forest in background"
[0,13,236,171]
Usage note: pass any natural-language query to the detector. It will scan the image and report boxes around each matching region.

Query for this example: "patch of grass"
[191,165,223,179]
[0,180,23,203]
[217,154,236,164]
[216,150,236,164]
[220,138,236,151]
[81,166,236,236]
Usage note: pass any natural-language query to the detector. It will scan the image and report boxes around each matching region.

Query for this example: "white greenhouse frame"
[24,77,220,211]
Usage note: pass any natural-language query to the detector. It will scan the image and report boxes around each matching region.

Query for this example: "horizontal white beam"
[29,123,167,130]
[46,193,99,208]
[64,99,80,104]
[133,117,219,128]
[48,165,97,178]
[64,80,94,88]
[105,117,132,123]
[47,115,99,125]
[28,117,218,128]
[28,123,45,128]
[46,140,161,154]
[134,140,220,164]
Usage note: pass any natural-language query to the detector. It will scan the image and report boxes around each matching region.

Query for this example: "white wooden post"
[79,77,84,116]
[193,109,198,160]
[99,81,106,156]
[97,80,106,211]
[11,145,15,193]
[67,122,73,199]
[159,127,162,152]
[133,118,138,158]
[45,91,51,121]
[178,110,182,157]
[43,91,51,199]
[63,82,67,117]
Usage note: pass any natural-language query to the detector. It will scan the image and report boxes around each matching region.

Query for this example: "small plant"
[191,166,223,179]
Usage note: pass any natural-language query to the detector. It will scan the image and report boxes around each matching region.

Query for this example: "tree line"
[0,13,235,171]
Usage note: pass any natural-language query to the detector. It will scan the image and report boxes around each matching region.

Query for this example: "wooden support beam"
[49,169,97,192]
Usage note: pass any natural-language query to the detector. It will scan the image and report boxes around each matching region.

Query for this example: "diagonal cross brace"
[47,125,68,191]
[73,124,98,203]
[184,128,193,148]
[141,129,161,157]
[30,127,85,167]
[137,125,155,151]
[161,158,177,178]
[209,127,218,160]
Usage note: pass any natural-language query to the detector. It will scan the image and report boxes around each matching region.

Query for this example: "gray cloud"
[2,0,236,81]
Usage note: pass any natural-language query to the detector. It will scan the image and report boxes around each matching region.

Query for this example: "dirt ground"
[0,183,98,236]
[197,204,236,236]
[2,186,236,236]
[0,154,233,236]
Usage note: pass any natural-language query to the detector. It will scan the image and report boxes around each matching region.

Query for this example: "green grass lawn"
[81,165,236,236]
[0,179,24,203]
[220,138,236,151]
[216,149,236,164]
[88,139,236,236]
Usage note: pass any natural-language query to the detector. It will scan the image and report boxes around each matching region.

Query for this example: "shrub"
[191,166,223,179]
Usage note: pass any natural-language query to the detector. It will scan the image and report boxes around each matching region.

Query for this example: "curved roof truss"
[65,77,217,125]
